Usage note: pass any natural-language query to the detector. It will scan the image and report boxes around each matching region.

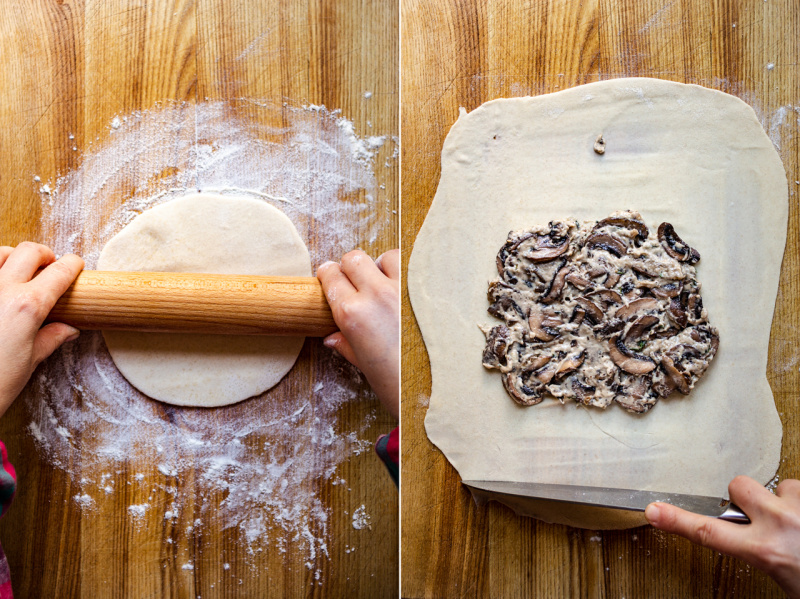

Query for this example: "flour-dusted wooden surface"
[402,0,799,597]
[0,1,398,598]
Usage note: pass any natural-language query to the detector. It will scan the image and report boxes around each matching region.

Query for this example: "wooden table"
[401,0,799,597]
[0,1,398,598]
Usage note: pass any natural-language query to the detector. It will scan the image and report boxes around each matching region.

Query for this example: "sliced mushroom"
[615,375,657,413]
[503,370,544,406]
[528,305,558,342]
[488,295,526,323]
[661,355,690,394]
[525,355,552,370]
[533,362,558,385]
[482,325,511,369]
[570,376,597,404]
[570,305,586,326]
[595,318,625,337]
[585,233,627,257]
[565,271,592,290]
[658,222,700,264]
[575,297,604,324]
[687,293,704,321]
[652,282,683,299]
[625,314,659,342]
[555,350,586,377]
[668,294,688,328]
[517,232,572,263]
[609,335,656,375]
[615,297,659,321]
[540,261,570,304]
[603,269,621,289]
[585,288,623,308]
[594,213,649,243]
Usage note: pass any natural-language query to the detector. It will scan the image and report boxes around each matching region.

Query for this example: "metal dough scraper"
[462,480,749,524]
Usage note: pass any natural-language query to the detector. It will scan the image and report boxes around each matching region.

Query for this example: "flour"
[30,99,395,572]
[351,505,371,530]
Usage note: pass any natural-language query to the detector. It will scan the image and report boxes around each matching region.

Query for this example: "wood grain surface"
[0,1,398,598]
[401,0,799,597]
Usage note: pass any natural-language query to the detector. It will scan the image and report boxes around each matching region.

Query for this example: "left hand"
[0,243,84,416]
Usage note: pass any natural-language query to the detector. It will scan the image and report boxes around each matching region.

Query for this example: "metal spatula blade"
[462,480,749,523]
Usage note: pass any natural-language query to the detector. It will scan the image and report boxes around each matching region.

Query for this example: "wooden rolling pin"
[45,271,337,337]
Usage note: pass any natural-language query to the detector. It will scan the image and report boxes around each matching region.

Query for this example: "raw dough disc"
[97,193,312,407]
[408,78,787,529]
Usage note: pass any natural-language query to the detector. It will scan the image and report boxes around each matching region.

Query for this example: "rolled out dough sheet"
[97,193,312,407]
[408,78,787,529]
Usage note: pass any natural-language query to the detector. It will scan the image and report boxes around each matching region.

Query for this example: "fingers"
[0,246,12,269]
[323,332,360,369]
[340,250,384,291]
[30,254,84,308]
[375,249,400,280]
[775,479,800,500]
[317,261,357,306]
[32,322,80,365]
[728,475,775,519]
[645,502,745,556]
[0,242,55,283]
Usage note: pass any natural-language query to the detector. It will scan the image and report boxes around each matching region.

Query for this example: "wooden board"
[401,0,799,597]
[0,1,398,598]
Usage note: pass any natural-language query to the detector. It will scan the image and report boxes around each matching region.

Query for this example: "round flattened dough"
[97,193,312,407]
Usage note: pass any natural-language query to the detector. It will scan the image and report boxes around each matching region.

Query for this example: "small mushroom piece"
[482,325,512,369]
[652,282,683,299]
[533,362,558,385]
[541,262,570,304]
[615,297,659,321]
[609,335,657,375]
[661,355,690,394]
[668,295,688,329]
[488,295,526,323]
[585,233,627,257]
[603,269,621,289]
[570,305,586,326]
[555,350,586,377]
[525,355,552,370]
[570,377,597,403]
[614,375,657,413]
[503,370,544,406]
[565,271,592,290]
[658,222,700,264]
[595,318,625,338]
[575,297,604,324]
[593,135,605,155]
[528,305,558,342]
[687,293,704,321]
[518,233,572,263]
[585,288,624,308]
[625,314,659,342]
[594,213,650,242]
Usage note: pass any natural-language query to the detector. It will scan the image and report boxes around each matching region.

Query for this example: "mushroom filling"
[481,210,719,413]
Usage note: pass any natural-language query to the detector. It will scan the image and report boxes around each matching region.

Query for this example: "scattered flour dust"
[29,99,395,574]
[351,505,371,530]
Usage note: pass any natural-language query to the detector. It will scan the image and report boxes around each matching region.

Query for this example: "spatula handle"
[45,271,337,337]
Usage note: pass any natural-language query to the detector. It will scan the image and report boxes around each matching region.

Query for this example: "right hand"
[646,475,800,598]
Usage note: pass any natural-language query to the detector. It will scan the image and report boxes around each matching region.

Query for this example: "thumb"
[32,323,80,365]
[323,332,360,369]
